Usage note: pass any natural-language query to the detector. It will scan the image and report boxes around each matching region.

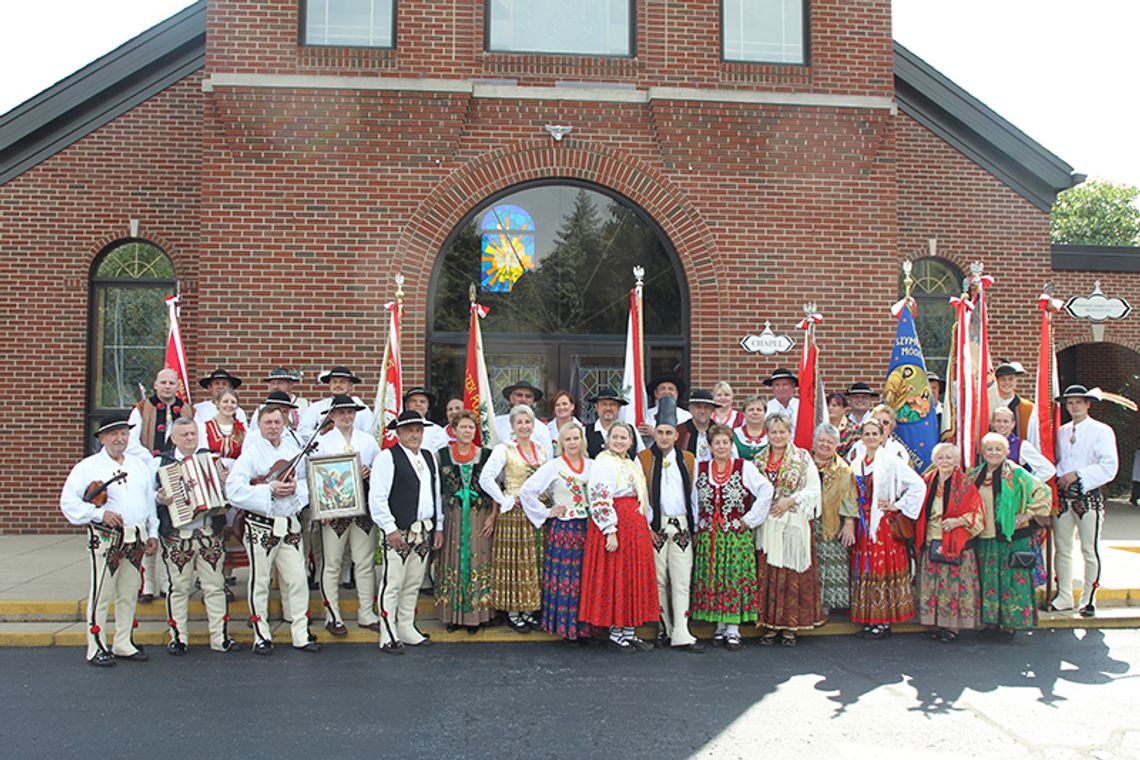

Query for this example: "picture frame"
[307,452,366,520]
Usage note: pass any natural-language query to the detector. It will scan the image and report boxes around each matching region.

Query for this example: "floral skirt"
[541,518,588,639]
[691,528,758,624]
[579,497,659,628]
[755,532,825,631]
[434,507,494,626]
[489,507,542,613]
[917,546,981,630]
[814,520,851,611]
[976,536,1037,629]
[850,519,915,625]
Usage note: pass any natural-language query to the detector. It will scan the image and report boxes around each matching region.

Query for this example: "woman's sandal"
[759,633,779,646]
[726,634,743,652]
[781,633,797,647]
[938,629,959,643]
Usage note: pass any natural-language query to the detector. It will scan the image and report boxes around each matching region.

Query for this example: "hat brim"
[589,396,629,406]
[646,375,687,399]
[263,400,299,410]
[762,376,798,387]
[321,374,362,384]
[687,398,716,407]
[94,422,135,437]
[404,390,438,408]
[501,383,544,403]
[329,403,365,413]
[386,419,426,431]
[200,375,242,390]
[1056,393,1096,402]
[265,374,300,382]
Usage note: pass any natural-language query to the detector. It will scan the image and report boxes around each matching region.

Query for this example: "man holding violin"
[60,414,159,667]
[227,404,319,655]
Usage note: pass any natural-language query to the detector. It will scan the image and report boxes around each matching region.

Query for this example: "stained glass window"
[481,204,536,293]
[901,257,963,379]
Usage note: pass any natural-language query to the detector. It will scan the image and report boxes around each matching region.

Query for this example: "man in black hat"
[227,405,319,655]
[60,415,159,667]
[193,368,248,425]
[493,381,553,458]
[299,366,373,440]
[640,374,692,435]
[403,386,449,453]
[155,417,237,655]
[247,390,304,446]
[369,411,444,653]
[994,359,1034,441]
[254,368,309,430]
[313,395,382,636]
[677,389,717,463]
[586,386,645,459]
[845,382,878,427]
[764,368,799,435]
[637,397,703,653]
[1053,385,1119,615]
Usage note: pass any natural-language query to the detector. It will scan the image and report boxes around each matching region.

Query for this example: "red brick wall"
[0,73,205,533]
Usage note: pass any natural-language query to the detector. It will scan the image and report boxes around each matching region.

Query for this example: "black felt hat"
[386,410,427,430]
[994,359,1028,378]
[654,396,679,428]
[403,386,438,407]
[687,389,716,407]
[264,367,301,382]
[199,368,243,390]
[501,381,544,403]
[319,366,362,384]
[1056,384,1097,401]
[646,374,687,400]
[846,382,879,397]
[762,368,798,387]
[588,386,628,405]
[262,390,298,409]
[93,414,134,437]
[329,394,365,412]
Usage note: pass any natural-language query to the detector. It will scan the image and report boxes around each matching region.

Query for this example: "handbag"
[886,512,915,542]
[927,539,961,566]
[1007,550,1036,569]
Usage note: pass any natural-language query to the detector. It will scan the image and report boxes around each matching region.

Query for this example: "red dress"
[578,453,659,628]
[850,467,916,624]
[204,418,245,460]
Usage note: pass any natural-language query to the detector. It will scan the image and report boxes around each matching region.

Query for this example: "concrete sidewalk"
[3,501,1139,647]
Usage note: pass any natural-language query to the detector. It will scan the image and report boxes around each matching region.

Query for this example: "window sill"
[482,52,641,81]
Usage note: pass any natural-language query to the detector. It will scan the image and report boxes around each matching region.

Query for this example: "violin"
[250,413,333,486]
[83,471,129,506]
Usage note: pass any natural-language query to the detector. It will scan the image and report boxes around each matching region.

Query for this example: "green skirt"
[690,528,759,624]
[975,536,1037,629]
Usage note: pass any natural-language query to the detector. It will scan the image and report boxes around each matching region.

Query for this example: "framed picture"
[307,452,366,520]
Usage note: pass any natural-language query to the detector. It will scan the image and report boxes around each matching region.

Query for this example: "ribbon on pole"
[793,306,822,450]
[372,276,404,448]
[949,293,975,467]
[464,284,500,448]
[1029,288,1062,512]
[620,267,648,428]
[163,295,192,405]
[970,267,995,463]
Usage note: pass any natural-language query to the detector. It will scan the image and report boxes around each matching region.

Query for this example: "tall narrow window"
[722,0,806,64]
[488,0,633,57]
[304,0,395,48]
[87,240,176,442]
[903,257,963,380]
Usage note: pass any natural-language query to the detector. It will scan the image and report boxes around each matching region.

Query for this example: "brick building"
[1,0,1136,531]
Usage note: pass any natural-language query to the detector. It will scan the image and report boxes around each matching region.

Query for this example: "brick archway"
[392,140,725,380]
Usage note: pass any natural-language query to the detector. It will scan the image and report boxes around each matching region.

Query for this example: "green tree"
[1051,179,1140,246]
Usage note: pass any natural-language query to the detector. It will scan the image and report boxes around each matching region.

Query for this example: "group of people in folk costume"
[60,353,1121,666]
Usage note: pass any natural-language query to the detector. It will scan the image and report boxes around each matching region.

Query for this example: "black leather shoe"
[725,636,743,652]
[88,651,116,668]
[677,641,706,653]
[325,621,348,637]
[606,639,635,654]
[252,640,274,656]
[409,633,432,647]
[217,637,241,653]
[629,637,654,652]
[380,641,405,655]
[1080,604,1096,618]
[711,633,726,647]
[118,648,149,662]
[294,641,322,653]
[654,635,670,649]
[358,622,380,633]
[167,641,189,657]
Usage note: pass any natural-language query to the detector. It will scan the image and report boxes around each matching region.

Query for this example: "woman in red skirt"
[579,422,660,652]
[850,419,926,638]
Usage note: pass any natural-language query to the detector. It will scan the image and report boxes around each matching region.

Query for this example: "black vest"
[646,445,692,533]
[586,423,636,460]
[679,419,705,457]
[389,445,438,531]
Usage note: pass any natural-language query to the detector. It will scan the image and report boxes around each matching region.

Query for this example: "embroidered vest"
[694,458,752,533]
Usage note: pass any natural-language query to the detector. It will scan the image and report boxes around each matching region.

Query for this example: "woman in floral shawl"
[916,442,985,643]
[754,412,824,646]
[969,432,1052,637]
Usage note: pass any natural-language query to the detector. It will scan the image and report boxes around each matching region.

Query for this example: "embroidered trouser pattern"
[85,526,145,661]
[161,529,229,650]
[243,515,311,647]
[653,517,696,647]
[377,529,431,646]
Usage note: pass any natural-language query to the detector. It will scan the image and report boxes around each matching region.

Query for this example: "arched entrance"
[1057,341,1140,496]
[427,180,689,423]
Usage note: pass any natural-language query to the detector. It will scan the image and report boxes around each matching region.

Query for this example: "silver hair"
[741,393,765,409]
[932,441,960,461]
[171,417,197,430]
[980,431,1010,452]
[764,411,792,431]
[813,422,839,444]
[508,404,536,425]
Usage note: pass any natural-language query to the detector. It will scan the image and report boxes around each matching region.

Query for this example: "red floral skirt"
[578,496,660,628]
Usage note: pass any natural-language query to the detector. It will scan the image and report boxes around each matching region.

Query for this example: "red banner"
[164,295,191,405]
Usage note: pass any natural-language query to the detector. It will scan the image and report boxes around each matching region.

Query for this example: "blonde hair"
[980,431,1010,453]
[712,381,734,397]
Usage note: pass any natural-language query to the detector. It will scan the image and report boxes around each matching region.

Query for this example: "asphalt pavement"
[3,630,1139,760]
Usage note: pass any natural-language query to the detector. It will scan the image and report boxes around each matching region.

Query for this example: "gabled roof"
[893,42,1081,211]
[0,1,205,185]
[0,3,1082,211]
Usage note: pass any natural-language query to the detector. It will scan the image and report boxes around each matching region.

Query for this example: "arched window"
[902,256,963,379]
[87,240,177,442]
[429,182,688,423]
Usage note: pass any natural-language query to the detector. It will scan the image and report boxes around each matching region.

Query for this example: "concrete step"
[2,608,1138,648]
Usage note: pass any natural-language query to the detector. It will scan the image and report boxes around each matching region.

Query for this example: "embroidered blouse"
[518,457,594,529]
[587,450,649,535]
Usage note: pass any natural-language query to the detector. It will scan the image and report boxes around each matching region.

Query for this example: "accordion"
[159,453,228,528]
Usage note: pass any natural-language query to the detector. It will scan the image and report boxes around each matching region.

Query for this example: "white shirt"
[227,435,309,517]
[494,414,554,460]
[60,449,158,538]
[368,445,443,534]
[644,404,692,427]
[298,396,373,441]
[766,397,799,431]
[846,436,909,467]
[847,409,873,427]
[249,395,308,432]
[193,399,248,426]
[1014,438,1056,482]
[315,427,381,469]
[421,422,450,453]
[1056,417,1119,492]
[656,448,688,519]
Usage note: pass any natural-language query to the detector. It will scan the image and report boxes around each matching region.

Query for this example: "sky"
[1,0,1137,189]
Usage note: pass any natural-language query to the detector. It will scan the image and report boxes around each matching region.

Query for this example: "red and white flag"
[372,301,402,448]
[464,300,500,448]
[950,294,975,466]
[164,295,192,404]
[794,309,823,450]
[971,272,995,459]
[1028,290,1062,509]
[619,276,648,428]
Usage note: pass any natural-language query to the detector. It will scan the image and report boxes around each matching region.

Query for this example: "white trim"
[202,73,896,112]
